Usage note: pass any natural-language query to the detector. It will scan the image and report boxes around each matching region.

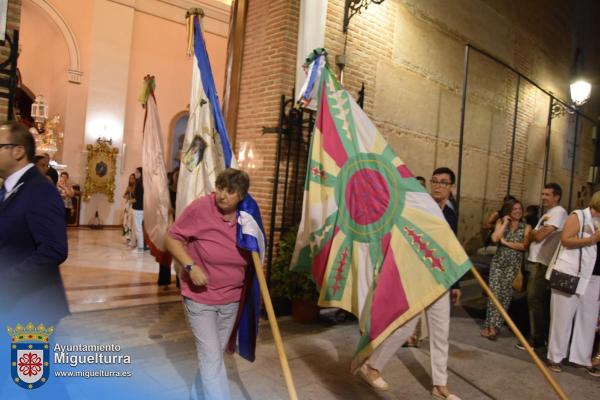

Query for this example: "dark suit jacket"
[443,203,461,290]
[0,166,69,325]
[47,166,59,185]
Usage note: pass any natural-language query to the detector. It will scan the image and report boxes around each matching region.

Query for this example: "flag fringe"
[186,8,205,57]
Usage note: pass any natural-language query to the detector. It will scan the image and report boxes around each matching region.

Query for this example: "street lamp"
[570,79,592,107]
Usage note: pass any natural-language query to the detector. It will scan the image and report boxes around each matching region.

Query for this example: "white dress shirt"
[2,163,34,200]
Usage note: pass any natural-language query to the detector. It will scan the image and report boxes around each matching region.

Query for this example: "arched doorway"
[167,110,189,171]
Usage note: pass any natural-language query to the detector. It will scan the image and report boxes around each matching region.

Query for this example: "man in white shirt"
[518,183,567,349]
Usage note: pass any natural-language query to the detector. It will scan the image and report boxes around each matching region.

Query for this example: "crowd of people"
[122,162,600,399]
[2,118,599,400]
[477,183,600,378]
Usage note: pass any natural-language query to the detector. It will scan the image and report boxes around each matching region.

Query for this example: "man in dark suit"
[0,121,69,326]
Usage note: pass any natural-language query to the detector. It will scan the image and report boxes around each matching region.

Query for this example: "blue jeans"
[183,298,239,400]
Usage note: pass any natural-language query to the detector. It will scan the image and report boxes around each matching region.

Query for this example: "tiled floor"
[50,228,600,399]
[61,228,180,312]
[52,302,600,400]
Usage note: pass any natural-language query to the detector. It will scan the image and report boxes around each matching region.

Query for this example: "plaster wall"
[18,0,229,224]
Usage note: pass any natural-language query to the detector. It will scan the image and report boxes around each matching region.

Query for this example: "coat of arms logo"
[7,323,53,390]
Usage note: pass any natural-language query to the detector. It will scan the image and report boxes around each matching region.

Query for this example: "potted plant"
[270,226,320,323]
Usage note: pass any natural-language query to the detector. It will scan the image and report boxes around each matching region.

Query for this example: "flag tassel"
[186,8,204,57]
[470,267,567,400]
[251,252,298,400]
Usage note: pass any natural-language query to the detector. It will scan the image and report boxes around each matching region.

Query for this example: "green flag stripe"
[324,237,353,301]
[368,241,383,277]
[307,161,337,188]
[323,70,359,157]
[294,212,339,273]
[396,215,470,287]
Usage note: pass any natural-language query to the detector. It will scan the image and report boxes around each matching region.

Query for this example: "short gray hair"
[215,168,249,198]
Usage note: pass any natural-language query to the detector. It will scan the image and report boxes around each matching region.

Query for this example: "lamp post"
[570,79,592,107]
[546,78,592,211]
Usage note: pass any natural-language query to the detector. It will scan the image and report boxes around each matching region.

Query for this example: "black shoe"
[547,362,562,373]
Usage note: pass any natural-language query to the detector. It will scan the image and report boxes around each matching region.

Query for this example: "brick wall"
[0,0,21,120]
[234,0,300,256]
[236,0,600,257]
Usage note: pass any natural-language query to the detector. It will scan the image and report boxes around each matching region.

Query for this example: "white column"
[80,0,134,225]
[295,0,328,101]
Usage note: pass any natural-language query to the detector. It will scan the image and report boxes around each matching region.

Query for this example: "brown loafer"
[357,363,390,391]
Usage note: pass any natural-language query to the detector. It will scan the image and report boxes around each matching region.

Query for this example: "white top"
[528,205,568,265]
[550,208,597,295]
[2,163,34,200]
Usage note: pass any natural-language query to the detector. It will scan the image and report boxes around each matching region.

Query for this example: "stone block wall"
[322,0,599,251]
[0,0,22,120]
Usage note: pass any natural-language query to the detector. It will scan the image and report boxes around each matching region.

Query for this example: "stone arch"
[28,0,82,83]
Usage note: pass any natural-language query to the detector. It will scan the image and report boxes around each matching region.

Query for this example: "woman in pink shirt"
[166,168,251,400]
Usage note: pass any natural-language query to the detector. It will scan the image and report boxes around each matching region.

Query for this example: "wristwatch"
[184,263,195,273]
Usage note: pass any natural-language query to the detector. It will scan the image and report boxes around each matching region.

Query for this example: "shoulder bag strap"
[578,210,585,276]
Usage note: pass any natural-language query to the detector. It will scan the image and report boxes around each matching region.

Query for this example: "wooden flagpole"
[469,267,568,400]
[252,252,299,400]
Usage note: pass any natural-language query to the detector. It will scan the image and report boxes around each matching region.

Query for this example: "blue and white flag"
[180,9,263,363]
[297,48,327,109]
[230,194,266,361]
[237,195,266,263]
[176,11,235,217]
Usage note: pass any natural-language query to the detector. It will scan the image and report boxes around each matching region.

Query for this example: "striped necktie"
[0,184,6,201]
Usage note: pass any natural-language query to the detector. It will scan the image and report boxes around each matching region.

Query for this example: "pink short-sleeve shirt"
[169,193,249,304]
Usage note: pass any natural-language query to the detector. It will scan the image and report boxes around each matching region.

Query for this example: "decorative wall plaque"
[83,139,119,202]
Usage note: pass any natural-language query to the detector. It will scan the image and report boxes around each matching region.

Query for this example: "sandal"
[593,353,600,368]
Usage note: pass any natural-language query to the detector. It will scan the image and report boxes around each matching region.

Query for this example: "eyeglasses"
[430,179,452,187]
[0,143,19,149]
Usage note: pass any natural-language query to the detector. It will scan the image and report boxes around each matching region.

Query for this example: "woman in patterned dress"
[481,199,532,340]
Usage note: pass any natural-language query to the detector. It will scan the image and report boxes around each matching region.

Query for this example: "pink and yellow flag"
[291,50,472,371]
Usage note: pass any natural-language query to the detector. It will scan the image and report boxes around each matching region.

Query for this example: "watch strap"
[184,263,194,272]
